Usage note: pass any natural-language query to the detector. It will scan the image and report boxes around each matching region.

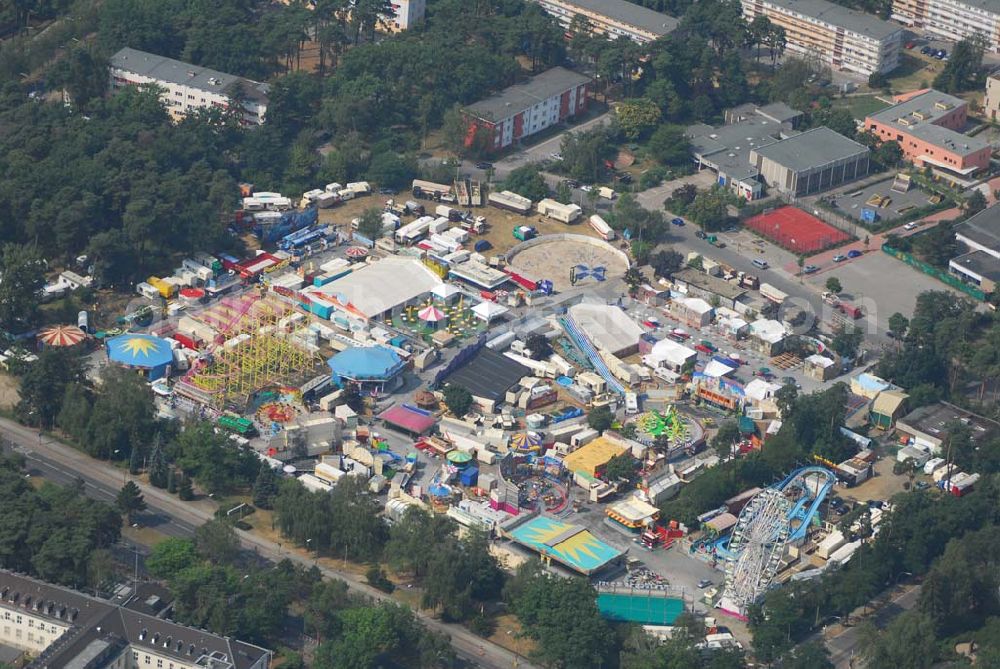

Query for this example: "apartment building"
[741,0,903,75]
[464,67,591,152]
[863,89,991,177]
[109,48,269,126]
[383,0,425,31]
[892,0,1000,53]
[0,571,271,669]
[530,0,678,44]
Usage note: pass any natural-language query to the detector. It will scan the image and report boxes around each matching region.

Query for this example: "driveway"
[488,112,613,180]
[635,171,716,211]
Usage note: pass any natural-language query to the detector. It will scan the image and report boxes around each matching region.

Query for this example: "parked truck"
[488,190,532,215]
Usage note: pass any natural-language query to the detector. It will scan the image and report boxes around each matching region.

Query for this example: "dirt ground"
[0,373,20,411]
[840,456,909,504]
[509,236,628,291]
[475,207,605,258]
[486,614,537,659]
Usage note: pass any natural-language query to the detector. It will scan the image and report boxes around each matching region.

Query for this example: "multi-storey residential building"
[892,0,1000,53]
[383,0,425,31]
[741,0,903,75]
[530,0,678,44]
[863,89,991,177]
[109,48,269,126]
[984,72,1000,121]
[0,570,271,669]
[463,67,591,152]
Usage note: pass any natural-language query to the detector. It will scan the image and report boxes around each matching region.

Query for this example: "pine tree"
[116,481,147,523]
[178,475,194,501]
[148,433,169,488]
[167,467,177,493]
[252,463,279,510]
[128,444,142,475]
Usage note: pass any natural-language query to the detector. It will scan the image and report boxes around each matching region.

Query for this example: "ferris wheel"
[721,488,792,616]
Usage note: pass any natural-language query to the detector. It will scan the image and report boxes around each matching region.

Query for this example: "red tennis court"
[744,206,851,254]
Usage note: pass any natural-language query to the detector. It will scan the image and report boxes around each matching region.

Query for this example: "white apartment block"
[531,0,678,44]
[741,0,904,75]
[893,0,1000,52]
[0,571,271,669]
[986,72,1000,121]
[109,48,269,126]
[385,0,425,30]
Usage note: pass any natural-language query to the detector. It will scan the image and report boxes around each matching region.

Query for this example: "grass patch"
[887,52,943,93]
[836,95,890,120]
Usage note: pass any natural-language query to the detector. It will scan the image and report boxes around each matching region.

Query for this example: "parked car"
[564,179,580,189]
[803,264,819,274]
[696,229,707,239]
[847,249,862,258]
[833,254,847,262]
[835,506,849,516]
[549,152,564,161]
[474,161,493,170]
[671,217,685,226]
[580,184,593,193]
[698,579,713,589]
[906,41,916,49]
[921,46,932,54]
[618,173,633,184]
[903,221,918,231]
[378,187,398,195]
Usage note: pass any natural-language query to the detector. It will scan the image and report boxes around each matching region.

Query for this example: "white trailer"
[315,192,340,208]
[488,190,532,215]
[760,283,788,305]
[536,198,582,224]
[324,182,344,193]
[817,530,846,559]
[346,181,371,195]
[589,215,616,240]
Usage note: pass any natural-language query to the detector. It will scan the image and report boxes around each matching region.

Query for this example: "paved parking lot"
[803,249,967,331]
[825,178,940,224]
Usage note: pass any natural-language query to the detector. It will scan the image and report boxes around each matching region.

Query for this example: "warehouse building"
[864,89,991,178]
[530,0,678,43]
[893,0,1000,53]
[740,0,903,75]
[750,127,870,197]
[109,47,269,125]
[949,204,1000,293]
[464,67,591,152]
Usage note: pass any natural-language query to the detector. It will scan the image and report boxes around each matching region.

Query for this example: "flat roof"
[672,268,747,301]
[562,435,628,476]
[950,249,1000,282]
[506,514,624,574]
[551,0,679,36]
[761,0,902,40]
[956,203,1000,252]
[898,402,999,444]
[465,67,591,122]
[379,404,437,435]
[567,302,644,356]
[687,117,786,182]
[110,47,269,103]
[753,127,869,173]
[441,347,530,402]
[867,89,989,156]
[312,257,442,319]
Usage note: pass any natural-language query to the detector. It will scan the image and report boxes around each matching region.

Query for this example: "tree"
[147,537,199,580]
[615,98,662,140]
[825,277,842,294]
[933,36,985,93]
[252,463,280,510]
[711,421,740,460]
[687,189,729,232]
[178,475,194,501]
[651,248,684,278]
[194,519,241,565]
[888,312,909,339]
[555,181,573,205]
[647,125,691,167]
[526,334,553,361]
[356,206,384,240]
[148,433,169,489]
[0,243,45,330]
[561,126,615,183]
[501,165,549,201]
[873,140,902,168]
[19,348,86,428]
[588,405,614,433]
[603,453,638,482]
[775,383,798,418]
[966,189,987,215]
[116,481,147,524]
[443,385,473,418]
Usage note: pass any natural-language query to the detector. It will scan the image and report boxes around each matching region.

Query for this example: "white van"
[625,392,639,415]
[752,258,769,270]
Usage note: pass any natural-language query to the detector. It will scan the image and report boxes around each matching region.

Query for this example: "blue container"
[459,466,479,487]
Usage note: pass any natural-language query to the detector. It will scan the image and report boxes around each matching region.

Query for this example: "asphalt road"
[825,585,921,668]
[0,416,535,669]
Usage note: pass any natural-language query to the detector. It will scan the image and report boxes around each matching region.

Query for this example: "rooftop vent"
[152,633,160,645]
[69,609,78,622]
[189,644,196,656]
[165,636,172,648]
[139,628,148,641]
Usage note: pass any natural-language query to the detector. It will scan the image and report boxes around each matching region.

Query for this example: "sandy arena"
[507,234,629,291]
